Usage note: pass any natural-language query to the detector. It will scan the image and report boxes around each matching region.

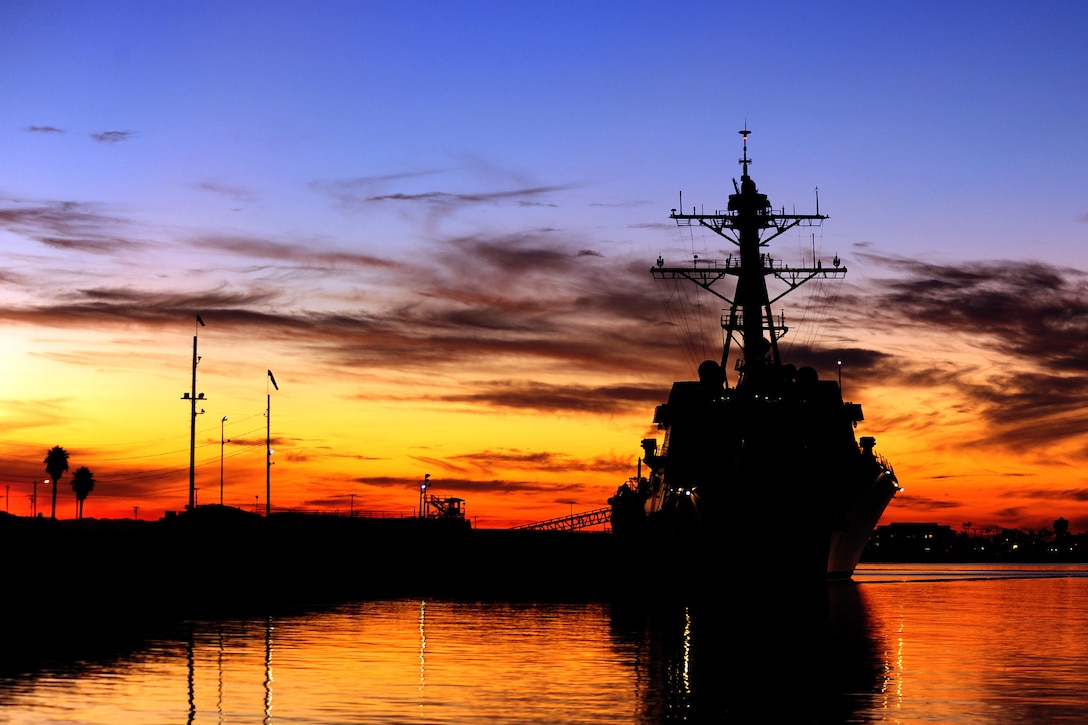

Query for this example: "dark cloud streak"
[0,198,147,255]
[91,130,137,143]
[858,252,1088,453]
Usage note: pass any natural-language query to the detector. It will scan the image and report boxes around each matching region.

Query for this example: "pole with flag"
[187,314,206,512]
[266,370,278,516]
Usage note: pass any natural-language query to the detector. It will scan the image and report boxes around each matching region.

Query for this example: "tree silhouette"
[71,466,95,520]
[44,446,69,519]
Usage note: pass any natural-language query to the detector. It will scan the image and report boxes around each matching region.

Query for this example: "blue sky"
[5,1,1085,257]
[2,0,1088,527]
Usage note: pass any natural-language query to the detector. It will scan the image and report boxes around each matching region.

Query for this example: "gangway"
[512,507,611,532]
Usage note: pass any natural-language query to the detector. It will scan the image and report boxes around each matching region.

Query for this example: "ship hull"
[610,370,898,583]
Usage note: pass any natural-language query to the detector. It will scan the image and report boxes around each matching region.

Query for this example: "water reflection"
[0,591,882,724]
[610,583,882,722]
[860,570,1088,723]
[264,616,273,725]
[7,569,1088,724]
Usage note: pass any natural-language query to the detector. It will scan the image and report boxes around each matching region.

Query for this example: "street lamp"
[183,314,206,512]
[419,474,431,518]
[220,415,229,506]
[349,493,356,518]
[33,479,47,518]
[561,499,577,529]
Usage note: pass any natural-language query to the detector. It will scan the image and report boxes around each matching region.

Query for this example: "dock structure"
[513,507,611,532]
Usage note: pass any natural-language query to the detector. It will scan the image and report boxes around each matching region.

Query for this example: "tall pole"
[33,479,45,517]
[189,333,197,511]
[220,416,228,506]
[266,370,278,517]
[419,473,430,517]
[187,315,205,512]
[266,392,271,516]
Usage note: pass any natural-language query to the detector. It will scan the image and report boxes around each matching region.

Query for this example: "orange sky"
[4,3,1088,533]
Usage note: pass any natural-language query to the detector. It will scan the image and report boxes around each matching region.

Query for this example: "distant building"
[864,522,957,561]
[864,519,1086,562]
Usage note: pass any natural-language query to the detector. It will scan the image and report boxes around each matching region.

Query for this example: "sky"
[2,0,1087,531]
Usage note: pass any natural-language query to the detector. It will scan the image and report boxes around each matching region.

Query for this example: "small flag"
[196,315,205,327]
[268,369,279,390]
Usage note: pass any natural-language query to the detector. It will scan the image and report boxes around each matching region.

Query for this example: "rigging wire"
[779,225,842,369]
[655,222,723,372]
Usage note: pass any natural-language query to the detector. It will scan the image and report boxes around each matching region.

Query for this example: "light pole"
[561,499,577,529]
[220,415,228,506]
[33,479,47,518]
[183,314,206,511]
[418,474,430,517]
[266,370,278,516]
[349,493,355,517]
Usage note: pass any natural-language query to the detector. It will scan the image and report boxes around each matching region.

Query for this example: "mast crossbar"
[768,266,847,304]
[651,260,845,307]
[671,212,827,247]
[650,266,735,305]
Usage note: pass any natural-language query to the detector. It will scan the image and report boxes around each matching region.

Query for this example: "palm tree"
[71,466,96,520]
[44,446,69,519]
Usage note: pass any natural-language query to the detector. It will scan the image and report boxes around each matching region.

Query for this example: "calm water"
[3,564,1088,724]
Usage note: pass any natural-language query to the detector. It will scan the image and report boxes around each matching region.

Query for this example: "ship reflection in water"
[4,567,1088,723]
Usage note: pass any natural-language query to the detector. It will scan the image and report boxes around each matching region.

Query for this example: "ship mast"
[657,129,842,388]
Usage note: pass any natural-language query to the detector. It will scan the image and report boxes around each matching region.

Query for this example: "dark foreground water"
[3,564,1088,724]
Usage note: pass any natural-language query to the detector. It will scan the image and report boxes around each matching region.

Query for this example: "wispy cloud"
[189,234,402,270]
[309,170,444,210]
[851,252,1088,453]
[0,198,146,255]
[366,185,573,206]
[91,130,137,143]
[193,181,258,203]
[438,380,665,415]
